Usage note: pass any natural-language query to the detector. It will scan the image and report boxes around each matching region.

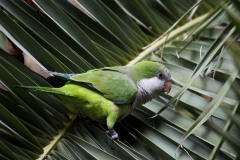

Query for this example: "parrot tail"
[15,85,67,96]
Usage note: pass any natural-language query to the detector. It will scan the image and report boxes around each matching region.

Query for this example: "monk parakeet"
[19,61,171,139]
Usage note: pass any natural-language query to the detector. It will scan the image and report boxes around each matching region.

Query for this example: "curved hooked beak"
[164,80,172,94]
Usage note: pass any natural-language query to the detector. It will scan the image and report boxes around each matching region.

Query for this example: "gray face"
[135,67,171,105]
[156,67,171,81]
[137,77,165,95]
[139,67,171,92]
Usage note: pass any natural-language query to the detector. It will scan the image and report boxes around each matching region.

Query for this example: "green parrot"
[19,61,171,139]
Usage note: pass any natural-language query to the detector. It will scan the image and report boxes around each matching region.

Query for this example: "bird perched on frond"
[19,61,171,139]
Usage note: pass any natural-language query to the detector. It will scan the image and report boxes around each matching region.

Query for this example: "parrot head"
[131,61,172,103]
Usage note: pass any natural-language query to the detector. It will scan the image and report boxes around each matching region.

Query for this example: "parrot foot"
[106,128,119,140]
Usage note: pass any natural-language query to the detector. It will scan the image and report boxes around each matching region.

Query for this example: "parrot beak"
[164,80,172,94]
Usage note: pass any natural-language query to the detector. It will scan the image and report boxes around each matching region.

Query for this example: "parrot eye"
[158,73,163,78]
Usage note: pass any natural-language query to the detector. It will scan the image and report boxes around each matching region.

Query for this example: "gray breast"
[117,77,165,121]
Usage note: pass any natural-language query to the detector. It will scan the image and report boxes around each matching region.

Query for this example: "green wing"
[70,69,137,104]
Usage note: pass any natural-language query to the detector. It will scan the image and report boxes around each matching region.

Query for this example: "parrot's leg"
[106,112,119,139]
[107,128,118,140]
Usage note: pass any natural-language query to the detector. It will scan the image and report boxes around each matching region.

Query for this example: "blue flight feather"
[113,100,129,105]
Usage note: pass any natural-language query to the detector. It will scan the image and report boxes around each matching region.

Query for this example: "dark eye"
[158,73,163,78]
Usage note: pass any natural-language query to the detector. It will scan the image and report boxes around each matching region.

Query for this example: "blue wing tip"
[114,100,128,105]
[42,70,72,79]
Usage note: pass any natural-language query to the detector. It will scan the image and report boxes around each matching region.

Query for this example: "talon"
[111,133,119,140]
[149,114,158,119]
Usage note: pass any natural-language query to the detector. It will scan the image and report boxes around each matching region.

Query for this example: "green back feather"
[71,70,137,104]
